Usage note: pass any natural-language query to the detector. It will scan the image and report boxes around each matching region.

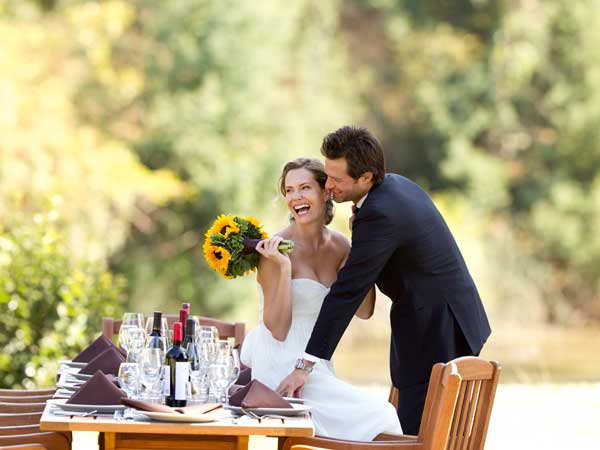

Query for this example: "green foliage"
[0,210,126,388]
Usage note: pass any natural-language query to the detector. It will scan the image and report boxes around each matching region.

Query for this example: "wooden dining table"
[40,404,314,450]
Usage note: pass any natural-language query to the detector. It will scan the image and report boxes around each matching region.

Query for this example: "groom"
[276,125,491,435]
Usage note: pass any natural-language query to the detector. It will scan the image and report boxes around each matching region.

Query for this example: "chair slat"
[459,380,481,450]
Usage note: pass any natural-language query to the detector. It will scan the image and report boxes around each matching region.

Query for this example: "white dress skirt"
[240,278,402,441]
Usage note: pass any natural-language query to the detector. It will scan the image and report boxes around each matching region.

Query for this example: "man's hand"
[276,369,309,398]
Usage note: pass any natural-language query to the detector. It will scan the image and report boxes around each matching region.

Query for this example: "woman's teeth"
[294,204,310,216]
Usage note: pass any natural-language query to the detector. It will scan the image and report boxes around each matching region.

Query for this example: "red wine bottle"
[165,322,189,407]
[179,308,188,338]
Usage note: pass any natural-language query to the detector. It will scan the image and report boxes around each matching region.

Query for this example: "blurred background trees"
[1,0,599,386]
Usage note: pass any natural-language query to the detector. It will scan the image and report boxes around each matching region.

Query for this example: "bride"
[240,157,402,440]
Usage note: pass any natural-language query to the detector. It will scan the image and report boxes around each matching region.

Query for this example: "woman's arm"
[256,236,293,341]
[355,286,376,319]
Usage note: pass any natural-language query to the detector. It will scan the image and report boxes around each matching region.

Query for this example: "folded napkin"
[67,371,126,405]
[236,367,252,386]
[79,346,125,376]
[121,398,222,415]
[228,379,292,409]
[72,335,114,363]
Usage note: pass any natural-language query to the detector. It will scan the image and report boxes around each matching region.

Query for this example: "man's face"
[324,157,367,203]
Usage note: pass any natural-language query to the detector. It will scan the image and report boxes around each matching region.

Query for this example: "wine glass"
[118,362,140,398]
[122,312,144,329]
[126,328,146,363]
[208,359,231,403]
[144,316,169,337]
[139,348,163,401]
[224,349,241,404]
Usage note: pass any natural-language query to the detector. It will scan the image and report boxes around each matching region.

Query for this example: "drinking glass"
[208,359,231,403]
[144,316,169,338]
[126,328,146,363]
[224,349,241,404]
[118,362,140,398]
[122,312,144,329]
[216,339,232,359]
[139,348,163,400]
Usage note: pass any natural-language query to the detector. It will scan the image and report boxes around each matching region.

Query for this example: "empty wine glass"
[208,358,231,403]
[126,328,146,363]
[224,349,241,404]
[139,348,163,401]
[122,312,144,329]
[118,362,140,398]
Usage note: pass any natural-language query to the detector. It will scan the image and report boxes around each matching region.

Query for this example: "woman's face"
[284,168,328,225]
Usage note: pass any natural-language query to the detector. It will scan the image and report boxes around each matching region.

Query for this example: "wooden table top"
[40,405,315,437]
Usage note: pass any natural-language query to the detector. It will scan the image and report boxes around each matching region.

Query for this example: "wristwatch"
[294,358,314,373]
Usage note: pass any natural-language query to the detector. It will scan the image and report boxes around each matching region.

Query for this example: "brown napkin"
[121,398,222,415]
[79,346,125,376]
[67,371,126,405]
[236,367,252,386]
[72,335,114,363]
[228,379,292,409]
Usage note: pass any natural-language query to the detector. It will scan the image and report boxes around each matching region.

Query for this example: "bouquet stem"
[243,238,294,254]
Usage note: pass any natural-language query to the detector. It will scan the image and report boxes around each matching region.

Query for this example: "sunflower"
[245,215,268,239]
[203,241,232,274]
[206,214,240,238]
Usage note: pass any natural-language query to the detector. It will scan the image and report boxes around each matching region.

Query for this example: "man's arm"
[276,209,401,396]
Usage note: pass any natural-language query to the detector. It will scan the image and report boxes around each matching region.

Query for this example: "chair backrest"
[0,424,40,436]
[0,403,47,414]
[102,314,245,345]
[0,412,43,426]
[0,390,55,397]
[0,431,71,450]
[418,356,501,450]
[0,396,53,404]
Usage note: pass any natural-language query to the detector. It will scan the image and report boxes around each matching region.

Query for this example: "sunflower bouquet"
[203,214,294,279]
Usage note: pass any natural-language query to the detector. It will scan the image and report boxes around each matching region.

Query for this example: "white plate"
[68,372,93,381]
[139,411,218,423]
[47,398,125,413]
[226,403,311,416]
[59,360,87,368]
[56,382,82,391]
[283,397,305,404]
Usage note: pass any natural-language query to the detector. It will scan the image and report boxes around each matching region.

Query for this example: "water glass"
[126,328,146,363]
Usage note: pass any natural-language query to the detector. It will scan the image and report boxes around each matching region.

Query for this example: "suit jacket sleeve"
[305,207,401,360]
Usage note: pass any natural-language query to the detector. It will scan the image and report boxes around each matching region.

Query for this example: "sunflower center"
[214,250,223,260]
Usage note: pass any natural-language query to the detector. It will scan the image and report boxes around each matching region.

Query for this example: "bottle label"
[175,362,190,400]
[163,365,170,396]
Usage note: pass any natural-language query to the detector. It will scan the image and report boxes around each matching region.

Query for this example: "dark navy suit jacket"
[305,174,491,388]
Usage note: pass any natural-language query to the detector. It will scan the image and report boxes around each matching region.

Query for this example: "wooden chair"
[0,425,41,436]
[282,356,501,450]
[0,431,71,450]
[0,390,55,397]
[0,413,43,426]
[0,396,53,404]
[0,404,46,414]
[102,314,245,345]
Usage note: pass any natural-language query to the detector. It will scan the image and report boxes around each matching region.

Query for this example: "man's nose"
[325,178,334,190]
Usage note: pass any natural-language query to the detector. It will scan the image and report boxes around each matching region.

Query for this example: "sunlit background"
[1,0,599,449]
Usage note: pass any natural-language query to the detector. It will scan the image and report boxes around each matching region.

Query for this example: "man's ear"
[359,171,374,185]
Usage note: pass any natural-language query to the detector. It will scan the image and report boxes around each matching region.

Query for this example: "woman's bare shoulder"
[327,229,351,253]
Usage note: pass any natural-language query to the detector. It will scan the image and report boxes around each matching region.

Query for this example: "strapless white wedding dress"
[240,278,402,441]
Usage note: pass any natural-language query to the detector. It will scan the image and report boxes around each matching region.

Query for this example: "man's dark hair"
[320,125,386,185]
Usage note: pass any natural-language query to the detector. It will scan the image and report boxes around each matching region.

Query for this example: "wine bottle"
[183,318,200,372]
[165,322,189,407]
[179,308,188,338]
[146,311,163,348]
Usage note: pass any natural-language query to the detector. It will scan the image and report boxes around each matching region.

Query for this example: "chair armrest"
[373,433,417,441]
[283,436,423,450]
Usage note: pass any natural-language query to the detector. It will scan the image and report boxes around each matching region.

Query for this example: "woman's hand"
[255,236,291,268]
